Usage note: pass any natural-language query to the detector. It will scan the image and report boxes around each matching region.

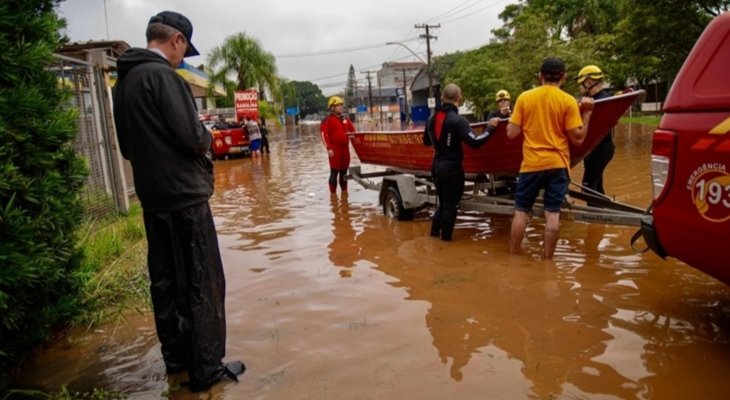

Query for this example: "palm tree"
[207,32,281,104]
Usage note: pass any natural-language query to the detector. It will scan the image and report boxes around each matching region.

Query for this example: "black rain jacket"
[113,48,213,212]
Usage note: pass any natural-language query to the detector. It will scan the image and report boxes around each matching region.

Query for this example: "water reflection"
[328,194,359,277]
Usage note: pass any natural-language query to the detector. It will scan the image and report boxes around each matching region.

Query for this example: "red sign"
[235,89,259,121]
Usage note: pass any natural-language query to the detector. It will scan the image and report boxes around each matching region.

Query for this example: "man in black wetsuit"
[423,83,498,241]
[576,65,615,205]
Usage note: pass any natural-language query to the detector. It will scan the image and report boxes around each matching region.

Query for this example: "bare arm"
[507,122,522,140]
[566,97,594,146]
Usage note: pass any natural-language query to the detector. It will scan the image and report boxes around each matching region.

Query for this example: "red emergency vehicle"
[641,12,730,284]
[208,122,250,160]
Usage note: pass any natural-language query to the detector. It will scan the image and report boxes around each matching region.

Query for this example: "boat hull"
[349,90,644,175]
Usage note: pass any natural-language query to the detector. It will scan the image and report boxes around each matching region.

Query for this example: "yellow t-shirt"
[509,85,583,173]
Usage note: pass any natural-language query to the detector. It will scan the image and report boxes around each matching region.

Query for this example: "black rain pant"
[143,202,226,385]
[582,141,616,205]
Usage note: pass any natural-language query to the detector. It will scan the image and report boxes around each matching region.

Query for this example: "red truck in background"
[201,116,250,160]
[641,12,730,284]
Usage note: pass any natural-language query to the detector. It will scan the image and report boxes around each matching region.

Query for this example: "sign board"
[235,89,259,121]
[427,97,436,108]
[286,107,300,116]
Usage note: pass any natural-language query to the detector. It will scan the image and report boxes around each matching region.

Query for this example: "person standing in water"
[576,65,615,204]
[320,96,356,194]
[112,10,244,392]
[423,83,497,241]
[506,57,594,259]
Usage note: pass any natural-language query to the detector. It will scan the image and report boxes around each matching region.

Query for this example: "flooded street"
[16,123,730,399]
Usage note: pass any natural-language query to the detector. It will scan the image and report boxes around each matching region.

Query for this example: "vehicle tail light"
[650,129,677,203]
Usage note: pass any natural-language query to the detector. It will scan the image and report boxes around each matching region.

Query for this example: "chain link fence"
[51,53,125,219]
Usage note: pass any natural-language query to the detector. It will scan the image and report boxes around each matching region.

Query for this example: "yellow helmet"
[328,96,344,108]
[495,90,510,102]
[576,65,604,84]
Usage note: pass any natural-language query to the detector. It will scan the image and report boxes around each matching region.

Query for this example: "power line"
[425,0,482,23]
[275,38,419,58]
[304,54,422,83]
[440,0,509,24]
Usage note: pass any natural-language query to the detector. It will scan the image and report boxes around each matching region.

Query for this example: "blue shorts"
[250,138,262,151]
[514,168,569,213]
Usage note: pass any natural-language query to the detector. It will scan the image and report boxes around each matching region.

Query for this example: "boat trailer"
[349,166,649,227]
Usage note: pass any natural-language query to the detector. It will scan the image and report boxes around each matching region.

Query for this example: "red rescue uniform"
[320,113,355,170]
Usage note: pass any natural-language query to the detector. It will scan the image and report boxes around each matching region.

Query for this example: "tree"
[281,80,327,118]
[207,32,281,105]
[445,44,516,118]
[0,0,87,385]
[528,0,623,38]
[613,0,727,88]
[345,65,357,110]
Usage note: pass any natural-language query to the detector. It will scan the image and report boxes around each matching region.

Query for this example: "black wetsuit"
[423,103,494,241]
[582,89,615,204]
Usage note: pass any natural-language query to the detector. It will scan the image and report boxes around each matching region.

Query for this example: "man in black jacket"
[576,65,615,204]
[423,84,498,241]
[113,10,244,392]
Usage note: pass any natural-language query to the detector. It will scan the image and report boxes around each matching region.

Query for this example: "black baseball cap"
[540,57,566,78]
[148,11,200,57]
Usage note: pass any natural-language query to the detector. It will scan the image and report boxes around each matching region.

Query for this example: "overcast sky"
[56,0,513,95]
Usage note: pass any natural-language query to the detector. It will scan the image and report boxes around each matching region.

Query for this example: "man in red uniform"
[320,96,356,194]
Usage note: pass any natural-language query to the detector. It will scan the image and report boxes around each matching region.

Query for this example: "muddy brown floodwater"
[15,123,730,399]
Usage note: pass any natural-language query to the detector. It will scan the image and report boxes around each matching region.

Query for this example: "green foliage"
[257,100,280,125]
[281,80,327,118]
[0,0,89,388]
[72,204,148,328]
[207,32,280,103]
[3,386,127,399]
[439,0,726,110]
[444,44,517,118]
[620,114,661,127]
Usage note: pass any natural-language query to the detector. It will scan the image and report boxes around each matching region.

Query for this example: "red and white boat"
[349,90,644,176]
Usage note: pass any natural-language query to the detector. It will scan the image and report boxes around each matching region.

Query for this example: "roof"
[57,40,130,62]
[410,69,441,92]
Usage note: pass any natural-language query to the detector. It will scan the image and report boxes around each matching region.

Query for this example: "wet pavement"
[15,123,730,399]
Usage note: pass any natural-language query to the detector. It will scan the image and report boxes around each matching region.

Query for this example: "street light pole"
[385,42,425,63]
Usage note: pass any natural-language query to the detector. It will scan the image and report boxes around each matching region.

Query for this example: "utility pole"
[415,23,439,111]
[378,81,384,129]
[363,71,375,121]
[402,69,409,128]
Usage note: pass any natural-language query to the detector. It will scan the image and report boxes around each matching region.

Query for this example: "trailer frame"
[349,166,649,227]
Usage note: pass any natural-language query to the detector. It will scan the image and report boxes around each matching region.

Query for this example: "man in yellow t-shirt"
[506,57,594,259]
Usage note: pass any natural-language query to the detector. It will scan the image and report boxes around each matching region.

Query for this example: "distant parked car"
[641,12,730,284]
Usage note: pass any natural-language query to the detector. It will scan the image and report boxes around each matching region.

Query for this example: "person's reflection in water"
[373,224,622,395]
[328,193,359,278]
[584,223,607,260]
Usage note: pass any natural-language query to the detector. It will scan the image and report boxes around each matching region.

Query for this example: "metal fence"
[51,53,127,219]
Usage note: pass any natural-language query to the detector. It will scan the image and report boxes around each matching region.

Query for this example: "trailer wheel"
[383,187,414,221]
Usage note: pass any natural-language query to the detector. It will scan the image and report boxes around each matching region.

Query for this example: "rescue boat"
[349,90,644,176]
